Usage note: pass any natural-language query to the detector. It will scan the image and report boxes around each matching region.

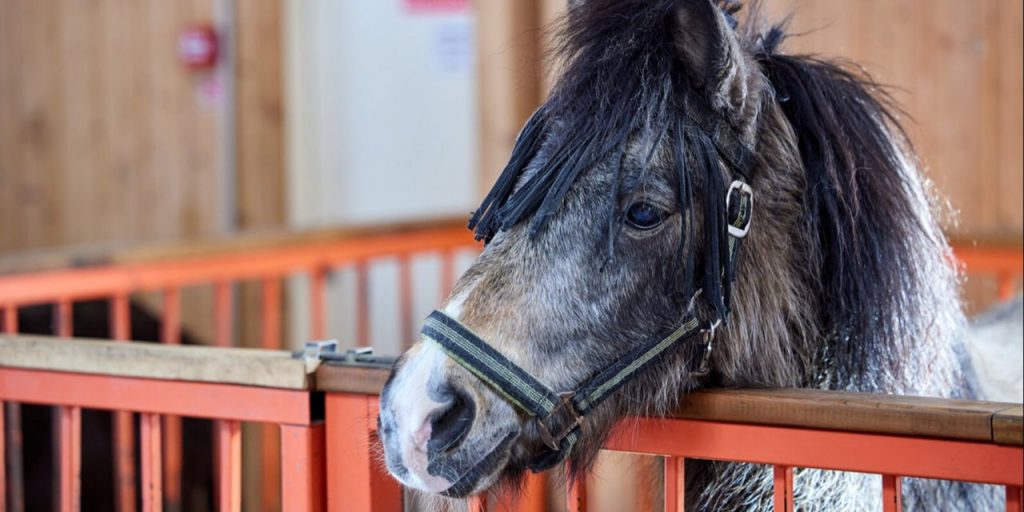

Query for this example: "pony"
[379,0,1001,508]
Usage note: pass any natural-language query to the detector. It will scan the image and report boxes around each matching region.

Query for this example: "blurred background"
[0,0,1021,313]
[0,1,1021,511]
[1,0,1021,299]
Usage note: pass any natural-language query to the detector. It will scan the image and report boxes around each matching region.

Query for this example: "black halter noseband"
[422,98,756,471]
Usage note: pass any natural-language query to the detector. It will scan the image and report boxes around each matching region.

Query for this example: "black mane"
[472,0,957,386]
[469,0,694,243]
[470,0,740,318]
[755,42,942,384]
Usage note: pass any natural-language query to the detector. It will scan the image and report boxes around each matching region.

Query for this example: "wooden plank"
[476,0,543,196]
[994,407,1024,446]
[315,366,1022,445]
[674,388,1011,444]
[235,0,285,231]
[5,0,64,251]
[538,0,567,97]
[996,0,1024,233]
[0,335,313,389]
[314,365,391,395]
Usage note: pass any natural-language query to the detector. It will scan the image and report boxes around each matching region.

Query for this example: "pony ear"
[674,0,755,122]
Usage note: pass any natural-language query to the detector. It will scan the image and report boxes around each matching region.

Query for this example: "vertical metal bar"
[111,293,137,512]
[161,289,182,512]
[213,283,240,512]
[55,301,82,512]
[566,473,587,512]
[773,465,794,512]
[217,420,242,512]
[141,413,163,512]
[997,271,1014,301]
[162,288,181,346]
[261,277,282,349]
[355,261,369,347]
[440,249,455,302]
[0,305,14,333]
[517,472,547,512]
[466,496,487,512]
[214,281,234,347]
[664,456,685,512]
[2,304,24,512]
[261,277,283,511]
[58,406,81,512]
[1,402,19,512]
[56,300,72,337]
[324,394,401,512]
[280,423,325,512]
[882,474,902,512]
[398,254,413,350]
[309,268,326,340]
[1007,486,1023,512]
[1,403,5,512]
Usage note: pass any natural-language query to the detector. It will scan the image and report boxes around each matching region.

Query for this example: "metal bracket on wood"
[294,340,396,369]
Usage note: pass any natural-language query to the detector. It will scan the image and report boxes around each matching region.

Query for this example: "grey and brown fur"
[381,0,1001,509]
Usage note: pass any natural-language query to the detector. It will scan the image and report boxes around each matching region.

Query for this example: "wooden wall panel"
[477,1,1021,239]
[758,0,1023,237]
[235,1,285,231]
[0,0,241,253]
[476,0,544,195]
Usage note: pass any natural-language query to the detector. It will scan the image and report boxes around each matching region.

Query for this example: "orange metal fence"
[0,220,1021,512]
[0,219,479,512]
[953,242,1024,301]
[0,337,323,512]
[316,366,1023,512]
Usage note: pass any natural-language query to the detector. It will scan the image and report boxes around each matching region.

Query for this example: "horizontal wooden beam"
[994,406,1024,445]
[673,388,1022,446]
[6,337,1019,444]
[314,365,1023,445]
[315,364,391,395]
[0,335,313,389]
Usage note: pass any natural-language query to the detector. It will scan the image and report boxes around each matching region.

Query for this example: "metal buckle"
[692,319,721,378]
[725,180,753,239]
[535,391,584,451]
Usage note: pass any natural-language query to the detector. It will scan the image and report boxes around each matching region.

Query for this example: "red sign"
[403,0,470,14]
[178,25,218,70]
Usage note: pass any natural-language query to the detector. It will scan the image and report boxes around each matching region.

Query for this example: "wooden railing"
[0,217,479,512]
[1,336,1019,511]
[0,336,322,512]
[316,363,1023,512]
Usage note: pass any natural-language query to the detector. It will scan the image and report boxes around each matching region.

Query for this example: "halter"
[421,97,756,471]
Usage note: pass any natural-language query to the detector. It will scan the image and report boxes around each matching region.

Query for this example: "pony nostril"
[427,389,475,454]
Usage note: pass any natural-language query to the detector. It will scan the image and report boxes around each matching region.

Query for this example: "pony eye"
[624,202,666,230]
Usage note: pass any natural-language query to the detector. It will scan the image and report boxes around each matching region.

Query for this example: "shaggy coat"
[381,1,1001,509]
